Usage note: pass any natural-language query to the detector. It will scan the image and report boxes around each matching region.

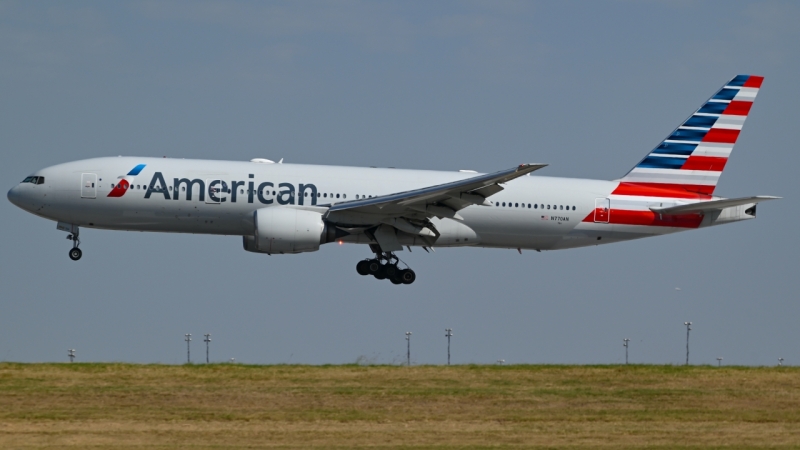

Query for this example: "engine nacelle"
[245,207,327,254]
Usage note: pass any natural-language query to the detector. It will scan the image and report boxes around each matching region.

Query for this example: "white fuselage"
[7,156,755,253]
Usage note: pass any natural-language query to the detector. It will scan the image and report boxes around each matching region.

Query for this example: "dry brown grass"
[1,363,799,448]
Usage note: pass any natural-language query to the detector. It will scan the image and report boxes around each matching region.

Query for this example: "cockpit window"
[36,177,44,185]
[22,176,34,183]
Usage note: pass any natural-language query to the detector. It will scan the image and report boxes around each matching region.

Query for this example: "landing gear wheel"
[361,250,416,284]
[384,264,398,280]
[69,248,82,261]
[399,269,416,285]
[367,259,381,275]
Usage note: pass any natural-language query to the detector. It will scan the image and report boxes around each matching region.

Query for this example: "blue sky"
[1,1,798,365]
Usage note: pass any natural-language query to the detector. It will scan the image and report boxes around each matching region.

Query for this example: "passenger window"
[547,205,550,210]
[534,204,538,209]
[111,183,115,188]
[560,205,563,210]
[515,203,518,207]
[356,195,359,199]
[527,204,531,208]
[182,187,186,192]
[323,193,327,198]
[343,194,346,199]
[502,202,506,206]
[336,194,340,198]
[240,189,243,194]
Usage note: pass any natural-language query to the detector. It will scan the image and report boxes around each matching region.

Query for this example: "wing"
[649,196,780,215]
[329,163,546,218]
[324,163,547,250]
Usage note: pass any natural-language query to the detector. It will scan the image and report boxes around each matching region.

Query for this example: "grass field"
[0,363,798,449]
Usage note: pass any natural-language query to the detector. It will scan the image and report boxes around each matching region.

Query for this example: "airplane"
[7,75,779,285]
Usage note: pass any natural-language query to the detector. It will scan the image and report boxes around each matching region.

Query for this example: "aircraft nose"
[7,185,21,208]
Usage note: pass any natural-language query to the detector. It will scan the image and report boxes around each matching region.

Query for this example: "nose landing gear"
[356,251,416,285]
[67,233,82,261]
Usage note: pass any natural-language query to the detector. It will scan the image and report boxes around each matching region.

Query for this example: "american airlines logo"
[107,164,147,198]
[139,171,321,205]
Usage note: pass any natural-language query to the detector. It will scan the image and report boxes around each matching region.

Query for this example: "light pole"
[185,333,191,363]
[405,332,412,366]
[204,334,211,364]
[717,357,723,367]
[623,338,630,365]
[778,357,784,367]
[445,328,453,365]
[68,349,75,363]
[684,322,692,365]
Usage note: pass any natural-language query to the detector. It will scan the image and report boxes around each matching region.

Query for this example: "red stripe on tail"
[702,128,739,144]
[681,156,728,172]
[612,182,713,198]
[723,101,753,116]
[743,76,764,88]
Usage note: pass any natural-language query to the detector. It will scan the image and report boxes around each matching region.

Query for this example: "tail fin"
[619,75,763,195]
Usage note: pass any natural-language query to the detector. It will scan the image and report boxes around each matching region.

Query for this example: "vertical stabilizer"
[619,75,763,195]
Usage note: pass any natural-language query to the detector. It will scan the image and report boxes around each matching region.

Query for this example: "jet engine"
[243,207,343,254]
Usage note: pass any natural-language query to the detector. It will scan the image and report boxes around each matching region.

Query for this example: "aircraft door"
[81,173,97,199]
[594,198,610,223]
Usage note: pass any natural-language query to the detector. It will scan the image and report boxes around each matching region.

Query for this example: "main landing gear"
[67,233,82,261]
[356,252,416,285]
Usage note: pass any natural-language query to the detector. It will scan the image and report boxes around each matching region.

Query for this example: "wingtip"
[518,163,548,171]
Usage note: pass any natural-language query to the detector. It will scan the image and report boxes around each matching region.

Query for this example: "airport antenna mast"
[185,333,192,364]
[623,338,630,365]
[684,322,692,365]
[68,349,75,363]
[405,332,412,366]
[445,328,453,366]
[204,334,211,364]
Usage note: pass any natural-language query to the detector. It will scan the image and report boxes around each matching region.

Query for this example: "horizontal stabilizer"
[650,196,780,215]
